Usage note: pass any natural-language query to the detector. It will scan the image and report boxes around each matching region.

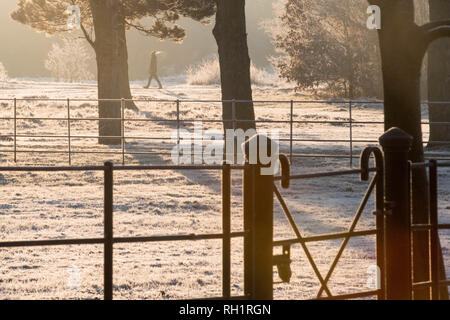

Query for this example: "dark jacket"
[150,53,157,74]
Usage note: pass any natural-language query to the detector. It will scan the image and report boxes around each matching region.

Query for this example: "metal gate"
[1,128,449,300]
[243,127,450,300]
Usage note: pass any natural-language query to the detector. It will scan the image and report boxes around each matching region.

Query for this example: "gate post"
[242,134,275,300]
[379,127,413,300]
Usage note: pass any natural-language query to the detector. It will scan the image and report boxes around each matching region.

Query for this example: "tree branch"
[80,22,95,49]
[421,19,450,47]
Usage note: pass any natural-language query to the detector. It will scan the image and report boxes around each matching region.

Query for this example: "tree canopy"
[269,0,382,98]
[11,0,215,46]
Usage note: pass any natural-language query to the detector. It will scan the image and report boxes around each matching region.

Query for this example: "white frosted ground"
[0,78,448,299]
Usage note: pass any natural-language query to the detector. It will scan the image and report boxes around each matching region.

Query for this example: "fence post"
[104,161,114,300]
[243,163,255,298]
[375,162,385,300]
[222,163,231,299]
[121,99,125,165]
[242,134,274,300]
[349,101,353,167]
[429,159,439,300]
[290,100,293,164]
[379,127,413,300]
[232,99,236,131]
[67,98,71,166]
[176,100,180,165]
[13,98,16,163]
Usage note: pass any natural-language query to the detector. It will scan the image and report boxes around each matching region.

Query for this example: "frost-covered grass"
[0,79,448,299]
[0,62,8,84]
[186,56,278,86]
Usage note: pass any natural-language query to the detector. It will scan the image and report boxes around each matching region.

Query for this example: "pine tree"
[11,0,215,144]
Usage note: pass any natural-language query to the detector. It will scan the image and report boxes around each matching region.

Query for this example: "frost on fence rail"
[1,98,449,165]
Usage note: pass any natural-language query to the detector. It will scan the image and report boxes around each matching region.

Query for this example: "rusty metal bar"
[274,185,332,297]
[273,229,377,246]
[410,162,430,169]
[121,99,125,165]
[375,164,385,300]
[222,163,231,299]
[112,165,245,171]
[290,100,293,164]
[1,148,448,161]
[317,173,378,298]
[0,165,105,172]
[411,224,432,231]
[282,168,373,180]
[67,98,71,165]
[437,162,450,167]
[349,101,353,167]
[315,289,381,300]
[0,116,448,127]
[13,98,16,162]
[232,99,236,131]
[379,128,413,300]
[243,164,255,299]
[413,281,433,289]
[176,99,180,165]
[0,164,245,172]
[429,159,439,300]
[253,163,274,300]
[2,97,447,104]
[195,294,250,300]
[0,238,104,248]
[104,161,114,300]
[0,232,247,248]
[112,232,246,243]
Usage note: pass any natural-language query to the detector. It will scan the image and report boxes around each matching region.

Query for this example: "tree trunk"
[118,20,138,111]
[90,0,122,145]
[213,0,255,135]
[428,0,450,147]
[369,0,449,299]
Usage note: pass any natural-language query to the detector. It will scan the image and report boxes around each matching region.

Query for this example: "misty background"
[0,0,277,80]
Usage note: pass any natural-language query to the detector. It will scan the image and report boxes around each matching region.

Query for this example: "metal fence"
[0,98,449,166]
[0,162,247,300]
[0,144,449,299]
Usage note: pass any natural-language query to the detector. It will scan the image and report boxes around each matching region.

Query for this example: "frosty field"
[0,78,449,299]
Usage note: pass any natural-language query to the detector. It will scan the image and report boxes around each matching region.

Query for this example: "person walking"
[144,51,163,89]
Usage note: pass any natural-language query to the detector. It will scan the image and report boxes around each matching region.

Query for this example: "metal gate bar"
[0,163,245,300]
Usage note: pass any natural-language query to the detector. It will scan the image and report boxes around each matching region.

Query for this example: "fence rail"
[1,98,450,166]
[0,146,449,299]
[0,163,246,300]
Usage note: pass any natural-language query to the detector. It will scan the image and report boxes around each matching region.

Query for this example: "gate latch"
[372,201,396,216]
[273,245,292,283]
[383,201,396,216]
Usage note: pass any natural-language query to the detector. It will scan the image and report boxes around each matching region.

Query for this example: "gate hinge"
[273,245,292,283]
